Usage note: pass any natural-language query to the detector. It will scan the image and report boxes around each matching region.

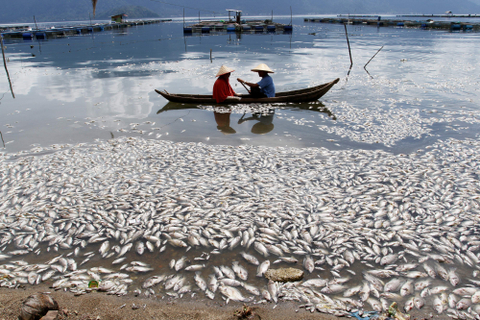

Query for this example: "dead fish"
[366,297,382,312]
[253,242,269,257]
[404,297,415,312]
[240,252,259,266]
[433,295,445,314]
[220,278,243,287]
[380,254,398,266]
[135,241,145,255]
[414,295,425,309]
[448,268,460,286]
[435,264,449,282]
[125,266,153,272]
[218,284,249,302]
[184,264,205,272]
[359,281,370,301]
[243,283,260,296]
[395,263,418,272]
[208,275,218,293]
[142,275,165,288]
[448,293,459,309]
[400,280,414,297]
[302,278,328,288]
[256,260,270,277]
[414,279,431,291]
[303,255,314,273]
[472,291,480,304]
[99,241,110,257]
[268,280,278,303]
[220,265,236,280]
[232,261,248,281]
[194,272,207,291]
[423,263,436,278]
[384,278,403,292]
[175,256,188,271]
[456,298,471,310]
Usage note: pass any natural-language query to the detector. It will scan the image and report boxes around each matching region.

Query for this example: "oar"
[239,79,250,94]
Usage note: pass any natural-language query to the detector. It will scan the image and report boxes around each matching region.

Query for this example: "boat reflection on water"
[156,101,336,136]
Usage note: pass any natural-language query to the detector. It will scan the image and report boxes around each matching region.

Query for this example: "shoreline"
[0,284,452,320]
[0,285,344,320]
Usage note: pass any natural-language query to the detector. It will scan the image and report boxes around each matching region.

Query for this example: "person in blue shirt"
[237,64,275,98]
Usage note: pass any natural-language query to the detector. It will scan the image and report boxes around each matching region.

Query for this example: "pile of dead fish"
[0,136,480,319]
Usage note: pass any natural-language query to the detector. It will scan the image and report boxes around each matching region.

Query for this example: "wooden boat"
[155,78,339,104]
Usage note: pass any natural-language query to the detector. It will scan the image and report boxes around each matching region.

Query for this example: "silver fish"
[448,268,460,286]
[194,272,207,291]
[240,252,259,266]
[400,280,413,297]
[219,284,249,302]
[232,261,248,281]
[303,255,314,273]
[268,280,278,303]
[256,260,270,277]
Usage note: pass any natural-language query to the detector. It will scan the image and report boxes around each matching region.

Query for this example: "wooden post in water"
[33,15,39,30]
[364,45,384,78]
[364,46,383,70]
[0,130,5,149]
[290,7,293,25]
[1,35,15,99]
[344,23,353,68]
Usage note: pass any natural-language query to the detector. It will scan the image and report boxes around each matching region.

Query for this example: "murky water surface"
[1,16,480,318]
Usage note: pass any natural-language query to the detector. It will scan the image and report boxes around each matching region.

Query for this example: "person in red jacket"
[213,65,242,103]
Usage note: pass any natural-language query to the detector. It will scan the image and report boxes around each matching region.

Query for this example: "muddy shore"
[0,285,343,320]
[0,284,453,320]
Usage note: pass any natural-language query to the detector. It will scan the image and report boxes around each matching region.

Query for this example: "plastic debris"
[388,302,411,320]
[350,311,379,320]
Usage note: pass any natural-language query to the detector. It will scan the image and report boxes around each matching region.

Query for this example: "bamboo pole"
[364,46,384,69]
[344,23,353,68]
[33,15,38,30]
[1,36,15,99]
[0,130,5,148]
[290,7,293,25]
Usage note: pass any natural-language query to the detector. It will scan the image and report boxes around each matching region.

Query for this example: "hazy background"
[1,0,480,23]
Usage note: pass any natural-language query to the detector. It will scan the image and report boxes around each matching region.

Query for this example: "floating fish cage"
[0,19,171,41]
[305,17,480,32]
[183,20,292,34]
[34,32,47,40]
[451,24,462,31]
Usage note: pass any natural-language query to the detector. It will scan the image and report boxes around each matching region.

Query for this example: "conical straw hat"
[251,63,274,73]
[216,65,235,77]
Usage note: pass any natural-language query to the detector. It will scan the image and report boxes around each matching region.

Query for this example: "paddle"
[238,79,251,94]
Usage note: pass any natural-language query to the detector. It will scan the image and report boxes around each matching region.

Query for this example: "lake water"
[1,16,480,318]
[1,17,479,154]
